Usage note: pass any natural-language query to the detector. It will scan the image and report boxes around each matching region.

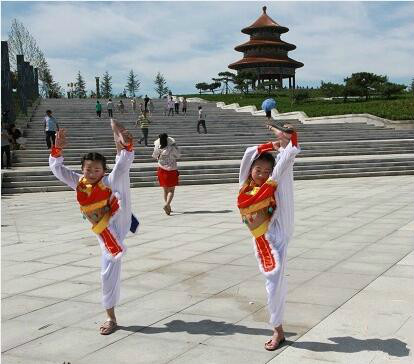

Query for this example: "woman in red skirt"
[152,133,180,215]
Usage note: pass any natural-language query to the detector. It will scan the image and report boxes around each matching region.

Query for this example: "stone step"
[3,169,414,194]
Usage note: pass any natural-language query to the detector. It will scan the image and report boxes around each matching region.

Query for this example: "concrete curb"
[206,98,413,130]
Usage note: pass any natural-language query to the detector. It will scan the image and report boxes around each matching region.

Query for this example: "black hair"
[46,109,52,114]
[81,152,107,170]
[159,133,168,149]
[198,105,202,110]
[253,153,275,170]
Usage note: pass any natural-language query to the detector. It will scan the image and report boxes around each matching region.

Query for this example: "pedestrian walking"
[96,100,102,118]
[44,109,59,149]
[197,105,207,134]
[182,97,188,115]
[107,99,113,117]
[136,111,151,147]
[1,123,12,169]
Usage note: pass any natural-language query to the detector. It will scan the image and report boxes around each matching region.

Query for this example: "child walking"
[238,122,300,351]
[136,110,151,146]
[49,119,138,335]
[197,105,207,134]
[152,133,180,215]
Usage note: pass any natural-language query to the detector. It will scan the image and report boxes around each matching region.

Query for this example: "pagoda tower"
[228,6,303,89]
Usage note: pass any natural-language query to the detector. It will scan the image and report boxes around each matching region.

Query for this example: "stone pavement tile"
[165,274,237,296]
[122,256,174,272]
[66,255,101,268]
[346,249,408,264]
[397,251,414,266]
[287,257,339,272]
[181,292,263,321]
[154,247,201,262]
[77,335,196,364]
[220,279,268,305]
[153,261,219,276]
[34,252,94,265]
[4,326,128,364]
[28,264,97,281]
[288,285,358,307]
[2,276,57,297]
[187,251,239,264]
[328,261,394,275]
[167,340,276,364]
[1,261,55,279]
[2,295,61,320]
[230,254,259,267]
[298,247,360,261]
[305,271,377,290]
[27,281,97,300]
[126,289,208,314]
[209,241,253,256]
[383,264,413,278]
[0,354,57,364]
[8,300,102,328]
[121,270,193,292]
[1,318,64,353]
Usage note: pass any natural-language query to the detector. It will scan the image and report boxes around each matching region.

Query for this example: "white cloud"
[2,1,413,94]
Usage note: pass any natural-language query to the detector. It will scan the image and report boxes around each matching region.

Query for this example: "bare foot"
[163,205,171,215]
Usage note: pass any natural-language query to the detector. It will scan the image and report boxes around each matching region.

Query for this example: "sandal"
[264,336,286,351]
[100,319,117,335]
[163,205,171,216]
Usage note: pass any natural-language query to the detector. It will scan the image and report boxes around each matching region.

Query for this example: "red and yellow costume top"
[237,142,279,275]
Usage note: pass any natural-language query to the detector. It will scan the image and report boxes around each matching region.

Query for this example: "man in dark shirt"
[144,95,150,112]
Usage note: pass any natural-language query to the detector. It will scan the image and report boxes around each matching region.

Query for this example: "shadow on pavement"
[292,336,410,357]
[118,319,297,338]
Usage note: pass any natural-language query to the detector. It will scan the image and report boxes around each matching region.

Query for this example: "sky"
[1,1,414,97]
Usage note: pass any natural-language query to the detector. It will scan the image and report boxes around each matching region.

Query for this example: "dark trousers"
[1,145,11,168]
[197,120,207,134]
[168,108,174,116]
[108,109,113,117]
[97,110,101,117]
[139,128,149,146]
[175,104,179,114]
[45,131,56,149]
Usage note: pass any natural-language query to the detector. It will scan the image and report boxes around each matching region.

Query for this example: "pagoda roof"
[229,56,304,70]
[242,6,289,34]
[235,39,296,52]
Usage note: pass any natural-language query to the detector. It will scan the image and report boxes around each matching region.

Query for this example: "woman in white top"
[152,133,180,215]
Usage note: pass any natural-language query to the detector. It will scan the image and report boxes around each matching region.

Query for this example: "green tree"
[209,81,221,94]
[216,72,236,94]
[195,82,209,94]
[8,19,62,98]
[320,81,345,98]
[74,71,87,98]
[154,72,169,98]
[411,78,414,95]
[125,70,140,97]
[344,72,387,101]
[379,82,406,99]
[100,71,112,99]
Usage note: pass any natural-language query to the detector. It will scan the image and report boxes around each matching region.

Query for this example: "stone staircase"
[2,98,414,194]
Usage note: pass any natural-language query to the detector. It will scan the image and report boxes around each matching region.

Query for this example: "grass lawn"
[182,92,414,121]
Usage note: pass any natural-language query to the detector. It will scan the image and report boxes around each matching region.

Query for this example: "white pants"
[265,240,288,327]
[101,254,122,309]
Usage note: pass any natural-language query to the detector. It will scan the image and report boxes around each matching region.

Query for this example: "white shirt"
[152,137,180,171]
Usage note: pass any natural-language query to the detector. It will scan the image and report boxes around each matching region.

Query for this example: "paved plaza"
[1,176,413,364]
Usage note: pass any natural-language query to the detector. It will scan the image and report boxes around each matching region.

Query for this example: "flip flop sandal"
[100,320,117,335]
[266,121,295,134]
[264,337,286,351]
